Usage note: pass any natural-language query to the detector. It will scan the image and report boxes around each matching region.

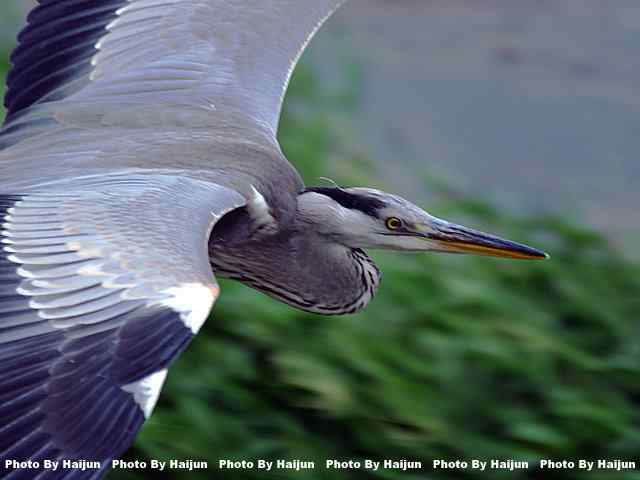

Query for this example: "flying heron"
[0,1,547,478]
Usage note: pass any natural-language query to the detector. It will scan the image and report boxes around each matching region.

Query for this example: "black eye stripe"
[303,187,385,217]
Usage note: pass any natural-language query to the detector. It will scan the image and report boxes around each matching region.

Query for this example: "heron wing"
[0,174,245,479]
[2,0,347,147]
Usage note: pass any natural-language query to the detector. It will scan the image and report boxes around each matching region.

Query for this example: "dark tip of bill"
[536,250,550,260]
[489,234,549,260]
[517,243,549,260]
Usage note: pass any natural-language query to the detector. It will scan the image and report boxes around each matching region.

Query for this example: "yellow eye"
[386,217,402,230]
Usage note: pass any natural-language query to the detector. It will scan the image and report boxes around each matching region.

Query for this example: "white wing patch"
[159,283,217,334]
[247,185,276,233]
[122,369,168,419]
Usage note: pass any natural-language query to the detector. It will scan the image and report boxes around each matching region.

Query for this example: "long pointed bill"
[428,220,548,260]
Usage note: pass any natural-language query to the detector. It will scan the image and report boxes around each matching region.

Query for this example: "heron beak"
[423,219,549,260]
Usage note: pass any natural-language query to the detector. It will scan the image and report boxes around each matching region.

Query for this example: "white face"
[338,188,442,251]
[299,187,547,260]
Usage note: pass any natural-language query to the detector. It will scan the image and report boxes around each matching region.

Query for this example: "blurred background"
[1,1,640,479]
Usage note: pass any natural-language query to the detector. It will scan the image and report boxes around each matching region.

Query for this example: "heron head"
[300,187,547,260]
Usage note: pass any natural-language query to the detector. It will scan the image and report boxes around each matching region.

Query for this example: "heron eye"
[385,217,402,230]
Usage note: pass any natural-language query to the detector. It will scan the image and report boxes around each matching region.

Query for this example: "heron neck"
[209,231,381,315]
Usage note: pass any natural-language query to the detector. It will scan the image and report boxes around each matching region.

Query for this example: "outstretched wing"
[0,174,245,479]
[2,0,347,147]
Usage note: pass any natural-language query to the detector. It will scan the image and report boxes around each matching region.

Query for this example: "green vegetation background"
[1,20,640,480]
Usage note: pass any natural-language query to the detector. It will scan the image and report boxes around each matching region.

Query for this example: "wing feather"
[3,0,347,145]
[0,175,246,479]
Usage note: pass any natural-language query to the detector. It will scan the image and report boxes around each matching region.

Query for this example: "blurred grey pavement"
[309,0,640,253]
[2,0,639,252]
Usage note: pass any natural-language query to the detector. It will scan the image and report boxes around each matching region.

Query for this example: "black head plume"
[304,187,386,217]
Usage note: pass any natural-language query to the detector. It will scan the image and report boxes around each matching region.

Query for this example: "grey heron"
[0,0,547,478]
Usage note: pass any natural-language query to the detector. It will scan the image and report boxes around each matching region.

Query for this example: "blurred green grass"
[1,29,640,480]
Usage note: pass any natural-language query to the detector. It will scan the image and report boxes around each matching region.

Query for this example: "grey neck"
[209,218,381,315]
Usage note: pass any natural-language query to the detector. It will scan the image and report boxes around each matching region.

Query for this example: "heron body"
[0,1,547,478]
